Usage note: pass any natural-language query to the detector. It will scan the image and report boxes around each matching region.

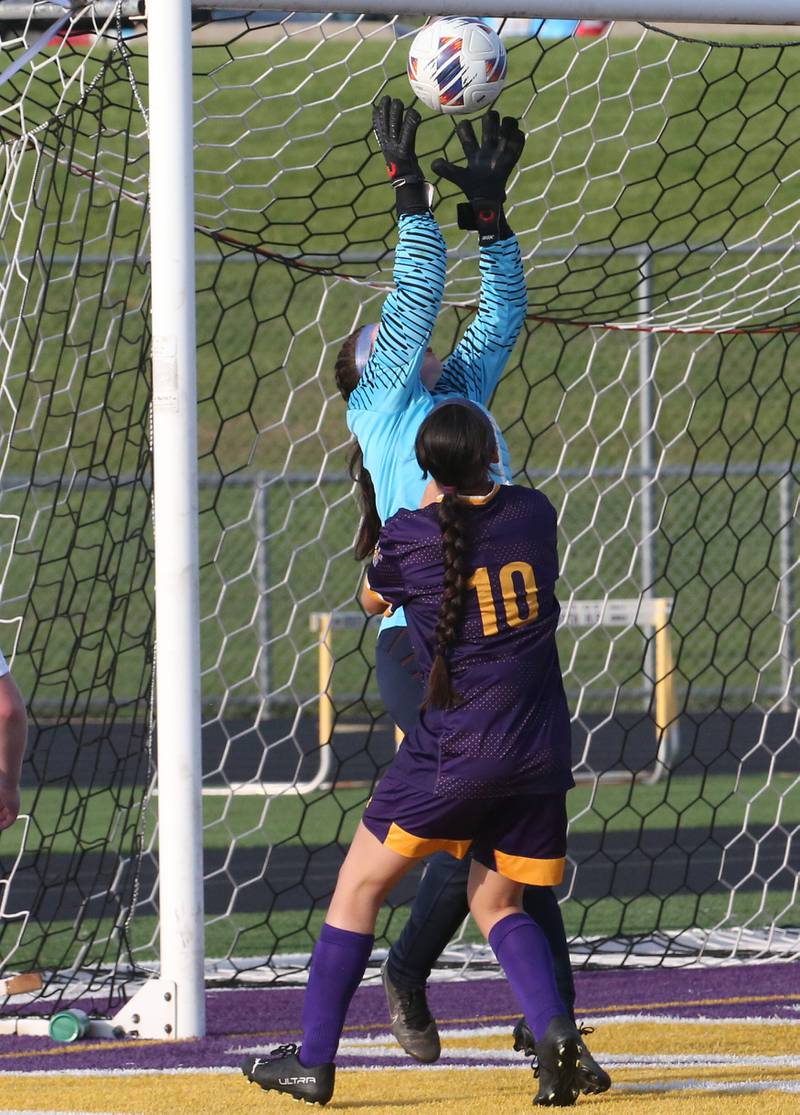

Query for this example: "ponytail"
[422,492,470,710]
[415,400,497,711]
[348,441,381,561]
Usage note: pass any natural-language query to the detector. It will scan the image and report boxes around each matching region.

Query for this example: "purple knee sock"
[488,912,566,1041]
[299,922,374,1066]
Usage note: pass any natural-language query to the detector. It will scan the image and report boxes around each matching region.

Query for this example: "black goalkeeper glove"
[432,111,525,245]
[372,96,431,217]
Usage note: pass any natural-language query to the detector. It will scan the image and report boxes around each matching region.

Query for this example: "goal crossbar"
[211,0,799,24]
[1,1,798,26]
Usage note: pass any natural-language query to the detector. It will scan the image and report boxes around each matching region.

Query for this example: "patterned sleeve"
[434,233,527,404]
[348,212,447,415]
[364,515,411,613]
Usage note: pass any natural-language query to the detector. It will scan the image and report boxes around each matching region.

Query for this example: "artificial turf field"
[2,961,799,1114]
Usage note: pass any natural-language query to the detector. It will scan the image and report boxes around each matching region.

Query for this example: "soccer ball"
[407,18,507,116]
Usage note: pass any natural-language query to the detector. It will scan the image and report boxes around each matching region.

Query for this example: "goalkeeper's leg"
[383,849,469,1061]
[387,850,469,990]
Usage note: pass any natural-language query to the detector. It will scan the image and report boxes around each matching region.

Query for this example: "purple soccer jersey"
[367,484,574,799]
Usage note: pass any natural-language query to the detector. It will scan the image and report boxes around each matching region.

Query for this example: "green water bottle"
[49,1008,90,1043]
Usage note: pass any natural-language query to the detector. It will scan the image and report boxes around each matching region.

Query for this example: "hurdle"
[310,597,679,785]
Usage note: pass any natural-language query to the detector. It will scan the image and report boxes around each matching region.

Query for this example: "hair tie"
[354,323,379,376]
[439,485,457,495]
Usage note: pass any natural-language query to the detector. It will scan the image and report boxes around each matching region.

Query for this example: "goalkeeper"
[331,98,608,1095]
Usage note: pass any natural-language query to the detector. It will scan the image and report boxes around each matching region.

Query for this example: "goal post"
[0,1,798,1042]
[148,0,205,1040]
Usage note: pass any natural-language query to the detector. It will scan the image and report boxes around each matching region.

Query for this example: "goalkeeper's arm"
[435,234,527,405]
[348,99,446,415]
[433,111,528,403]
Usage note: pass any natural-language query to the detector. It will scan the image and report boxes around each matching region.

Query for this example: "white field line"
[3,1064,800,1092]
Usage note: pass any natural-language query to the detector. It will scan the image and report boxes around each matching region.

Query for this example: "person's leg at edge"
[299,822,416,1067]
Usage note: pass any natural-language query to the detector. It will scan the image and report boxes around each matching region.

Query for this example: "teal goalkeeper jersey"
[347,211,528,630]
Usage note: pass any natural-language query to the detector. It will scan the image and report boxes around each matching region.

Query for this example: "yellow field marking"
[6,990,797,1066]
[1,1067,798,1115]
[0,1038,177,1061]
[437,1020,800,1058]
[587,992,800,1014]
[6,1008,798,1067]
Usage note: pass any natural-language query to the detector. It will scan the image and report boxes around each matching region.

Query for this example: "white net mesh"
[0,9,797,1010]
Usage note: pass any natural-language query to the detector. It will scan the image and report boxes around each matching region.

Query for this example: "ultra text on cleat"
[241,1043,335,1106]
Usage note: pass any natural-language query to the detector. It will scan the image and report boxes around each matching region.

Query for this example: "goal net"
[0,5,797,1015]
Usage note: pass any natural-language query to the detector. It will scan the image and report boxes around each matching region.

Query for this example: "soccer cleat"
[574,1026,612,1095]
[513,1015,537,1057]
[381,961,441,1063]
[241,1043,335,1106]
[529,1016,582,1107]
[513,1017,611,1096]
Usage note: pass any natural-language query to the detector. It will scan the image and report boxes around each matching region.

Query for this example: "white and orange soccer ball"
[407,18,507,116]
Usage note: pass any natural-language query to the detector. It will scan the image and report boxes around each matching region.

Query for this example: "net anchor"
[107,978,178,1040]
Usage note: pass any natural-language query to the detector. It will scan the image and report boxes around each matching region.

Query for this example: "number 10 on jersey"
[468,561,539,636]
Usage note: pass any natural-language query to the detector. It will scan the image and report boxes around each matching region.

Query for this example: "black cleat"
[241,1043,335,1106]
[574,1026,612,1095]
[513,1017,611,1097]
[531,1016,582,1107]
[381,961,441,1063]
[513,1016,537,1057]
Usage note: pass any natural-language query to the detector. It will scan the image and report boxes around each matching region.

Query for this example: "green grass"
[7,772,798,856]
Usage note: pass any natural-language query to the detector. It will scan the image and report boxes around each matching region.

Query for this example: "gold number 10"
[467,561,539,637]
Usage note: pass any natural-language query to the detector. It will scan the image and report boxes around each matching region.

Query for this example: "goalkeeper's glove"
[372,96,431,217]
[432,111,525,245]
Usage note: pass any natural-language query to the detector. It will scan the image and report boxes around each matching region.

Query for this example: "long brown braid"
[335,329,381,560]
[423,492,470,709]
[415,401,497,710]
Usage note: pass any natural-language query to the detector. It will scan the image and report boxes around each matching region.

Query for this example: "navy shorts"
[362,771,567,886]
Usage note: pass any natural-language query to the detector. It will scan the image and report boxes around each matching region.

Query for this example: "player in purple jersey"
[241,402,587,1108]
